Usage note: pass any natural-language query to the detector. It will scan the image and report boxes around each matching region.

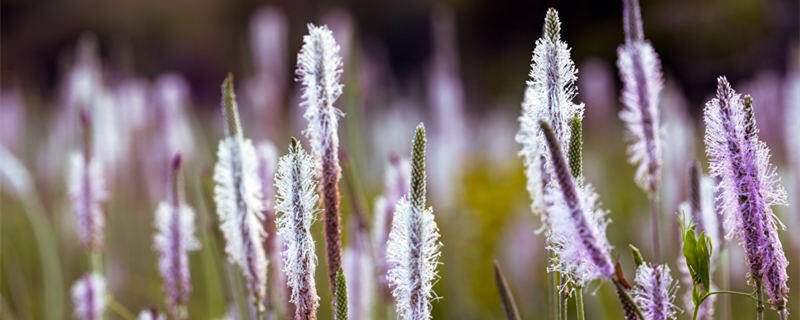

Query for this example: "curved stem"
[19,193,64,320]
[105,294,136,320]
[692,290,758,320]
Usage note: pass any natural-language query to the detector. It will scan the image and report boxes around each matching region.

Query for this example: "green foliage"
[567,114,583,179]
[333,269,349,320]
[679,211,713,305]
[628,244,644,268]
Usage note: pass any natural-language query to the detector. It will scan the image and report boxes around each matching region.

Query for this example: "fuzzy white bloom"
[274,140,320,319]
[153,200,200,317]
[372,157,411,290]
[516,8,584,220]
[137,309,165,320]
[387,198,441,320]
[632,263,680,320]
[296,23,344,164]
[617,41,663,194]
[544,181,614,286]
[68,151,107,251]
[213,135,267,311]
[71,273,106,320]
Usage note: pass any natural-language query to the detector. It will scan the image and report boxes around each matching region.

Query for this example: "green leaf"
[679,211,712,296]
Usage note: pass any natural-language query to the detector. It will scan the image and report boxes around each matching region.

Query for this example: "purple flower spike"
[704,76,789,311]
[69,110,107,251]
[154,153,200,319]
[540,121,614,285]
[632,263,679,320]
[71,273,106,320]
[617,0,663,195]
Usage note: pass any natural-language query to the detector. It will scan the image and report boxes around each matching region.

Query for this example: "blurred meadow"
[1,0,799,319]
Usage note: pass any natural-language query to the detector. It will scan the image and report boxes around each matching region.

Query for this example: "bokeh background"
[1,0,799,319]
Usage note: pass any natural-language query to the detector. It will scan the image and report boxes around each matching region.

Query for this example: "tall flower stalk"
[387,124,442,320]
[274,138,320,320]
[154,153,200,319]
[703,76,789,317]
[296,23,346,299]
[256,141,285,317]
[69,110,107,253]
[213,74,268,315]
[539,121,614,286]
[516,8,584,222]
[616,0,664,258]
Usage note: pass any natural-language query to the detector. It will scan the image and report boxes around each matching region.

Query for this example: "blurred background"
[1,0,798,319]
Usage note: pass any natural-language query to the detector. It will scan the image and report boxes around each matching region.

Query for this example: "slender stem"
[105,294,136,320]
[649,195,660,261]
[755,281,764,320]
[612,279,645,320]
[555,272,563,320]
[575,286,585,320]
[692,290,758,320]
[560,289,568,320]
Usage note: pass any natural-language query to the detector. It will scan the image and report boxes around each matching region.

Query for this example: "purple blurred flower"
[68,112,107,251]
[632,263,679,320]
[617,0,663,195]
[704,76,789,310]
[246,7,288,137]
[153,154,200,319]
[578,58,615,132]
[71,273,106,320]
[344,223,374,320]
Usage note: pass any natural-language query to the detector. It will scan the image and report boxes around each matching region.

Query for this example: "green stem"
[105,294,136,320]
[755,282,764,320]
[19,193,64,320]
[560,285,568,320]
[575,286,585,320]
[692,290,758,320]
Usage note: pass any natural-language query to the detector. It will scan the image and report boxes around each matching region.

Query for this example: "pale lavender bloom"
[213,76,267,313]
[428,5,467,207]
[71,273,106,320]
[0,89,24,152]
[147,73,196,201]
[632,263,679,320]
[274,140,320,319]
[113,77,149,137]
[256,140,287,314]
[660,82,695,214]
[540,121,614,285]
[372,155,411,293]
[704,76,789,310]
[516,8,584,220]
[154,154,200,319]
[137,309,165,320]
[344,224,375,320]
[617,0,663,194]
[246,7,288,137]
[68,115,107,251]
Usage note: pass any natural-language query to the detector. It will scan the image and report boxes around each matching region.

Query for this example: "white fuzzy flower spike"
[632,263,680,320]
[71,273,106,320]
[516,8,584,223]
[387,124,442,320]
[213,74,267,313]
[274,138,321,320]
